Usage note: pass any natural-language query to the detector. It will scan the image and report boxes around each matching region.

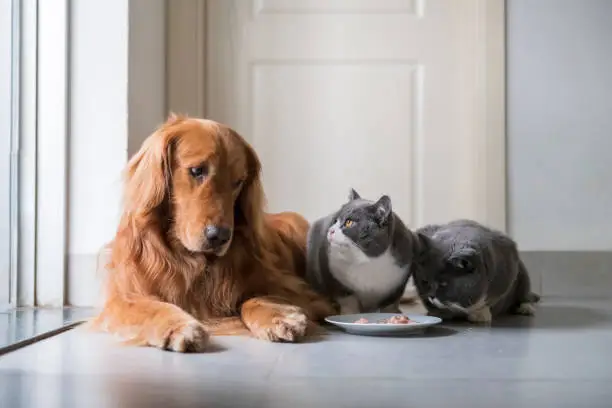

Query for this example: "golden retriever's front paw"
[163,320,210,352]
[254,305,308,343]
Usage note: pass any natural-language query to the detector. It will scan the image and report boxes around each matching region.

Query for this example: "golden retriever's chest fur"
[171,239,304,321]
[165,243,260,320]
[180,264,244,320]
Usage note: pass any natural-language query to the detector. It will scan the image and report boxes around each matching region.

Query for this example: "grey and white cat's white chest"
[327,231,406,310]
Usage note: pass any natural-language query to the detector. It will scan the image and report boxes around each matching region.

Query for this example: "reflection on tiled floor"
[1,298,612,407]
[0,308,96,353]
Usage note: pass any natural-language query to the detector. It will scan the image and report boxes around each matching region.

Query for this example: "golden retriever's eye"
[233,179,244,190]
[189,165,208,179]
[343,219,354,228]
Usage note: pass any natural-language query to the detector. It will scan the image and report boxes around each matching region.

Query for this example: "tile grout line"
[0,321,84,357]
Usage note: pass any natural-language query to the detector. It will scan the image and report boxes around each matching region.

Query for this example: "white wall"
[69,0,129,258]
[507,0,612,251]
[67,0,166,306]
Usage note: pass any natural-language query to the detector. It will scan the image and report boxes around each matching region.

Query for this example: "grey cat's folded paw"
[467,307,492,325]
[514,302,536,316]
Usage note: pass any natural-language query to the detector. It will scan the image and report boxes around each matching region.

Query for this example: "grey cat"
[413,219,540,324]
[305,189,427,314]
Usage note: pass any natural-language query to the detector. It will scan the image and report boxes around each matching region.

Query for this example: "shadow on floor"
[438,303,611,330]
[498,304,609,329]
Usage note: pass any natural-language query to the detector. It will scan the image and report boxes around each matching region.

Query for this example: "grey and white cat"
[305,189,427,315]
[414,219,540,324]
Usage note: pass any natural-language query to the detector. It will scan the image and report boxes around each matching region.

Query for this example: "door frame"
[166,0,507,232]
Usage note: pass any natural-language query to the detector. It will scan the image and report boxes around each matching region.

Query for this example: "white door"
[206,0,505,229]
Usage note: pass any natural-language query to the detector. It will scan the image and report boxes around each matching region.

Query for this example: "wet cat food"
[353,315,412,324]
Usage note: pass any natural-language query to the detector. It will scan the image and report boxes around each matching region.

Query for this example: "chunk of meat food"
[384,315,412,324]
[353,315,413,324]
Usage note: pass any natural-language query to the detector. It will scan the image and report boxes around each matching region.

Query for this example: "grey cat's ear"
[374,195,392,224]
[417,223,441,238]
[348,188,361,201]
[416,232,432,253]
[414,232,434,263]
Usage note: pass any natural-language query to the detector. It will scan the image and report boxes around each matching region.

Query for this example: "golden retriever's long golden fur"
[90,115,335,352]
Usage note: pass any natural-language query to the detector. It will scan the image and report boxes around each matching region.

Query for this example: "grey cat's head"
[326,189,394,258]
[414,223,489,310]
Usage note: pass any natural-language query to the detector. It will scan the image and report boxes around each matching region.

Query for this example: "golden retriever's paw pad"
[163,321,210,353]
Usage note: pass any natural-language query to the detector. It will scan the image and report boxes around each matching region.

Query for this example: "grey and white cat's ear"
[348,188,361,201]
[374,195,392,224]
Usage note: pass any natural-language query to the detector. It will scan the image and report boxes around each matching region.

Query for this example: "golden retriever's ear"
[230,130,266,233]
[124,119,180,215]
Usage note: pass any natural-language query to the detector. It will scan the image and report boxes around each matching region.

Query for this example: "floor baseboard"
[521,251,612,298]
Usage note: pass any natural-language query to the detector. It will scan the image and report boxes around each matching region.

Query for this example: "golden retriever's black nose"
[205,225,231,247]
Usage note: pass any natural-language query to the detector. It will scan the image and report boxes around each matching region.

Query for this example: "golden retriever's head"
[123,114,264,257]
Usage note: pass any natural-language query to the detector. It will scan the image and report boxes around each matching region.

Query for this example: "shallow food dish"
[324,313,442,336]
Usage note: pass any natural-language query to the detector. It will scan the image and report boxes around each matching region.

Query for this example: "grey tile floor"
[1,298,612,408]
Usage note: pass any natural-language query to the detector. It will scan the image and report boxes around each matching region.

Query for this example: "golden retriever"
[90,115,336,352]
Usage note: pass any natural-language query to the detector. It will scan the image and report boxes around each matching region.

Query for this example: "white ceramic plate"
[325,313,442,336]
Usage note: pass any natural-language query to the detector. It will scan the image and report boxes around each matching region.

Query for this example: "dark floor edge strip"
[0,321,84,357]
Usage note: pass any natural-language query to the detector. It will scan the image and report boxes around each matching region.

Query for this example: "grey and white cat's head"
[326,189,394,263]
[414,221,492,312]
